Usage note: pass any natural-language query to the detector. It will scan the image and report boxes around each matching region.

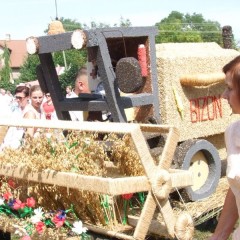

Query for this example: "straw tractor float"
[0,26,239,239]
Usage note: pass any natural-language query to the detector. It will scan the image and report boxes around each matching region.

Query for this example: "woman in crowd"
[209,55,240,239]
[43,92,55,120]
[24,85,45,137]
[0,85,31,149]
[66,85,73,98]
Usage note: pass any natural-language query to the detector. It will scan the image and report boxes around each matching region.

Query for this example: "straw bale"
[156,42,239,142]
[205,133,227,161]
[171,177,228,224]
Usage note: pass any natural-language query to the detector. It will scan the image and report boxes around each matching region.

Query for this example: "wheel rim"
[189,151,209,191]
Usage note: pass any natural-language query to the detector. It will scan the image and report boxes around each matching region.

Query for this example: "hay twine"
[152,169,172,200]
[174,212,194,240]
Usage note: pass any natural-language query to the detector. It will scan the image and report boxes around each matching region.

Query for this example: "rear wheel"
[174,139,221,201]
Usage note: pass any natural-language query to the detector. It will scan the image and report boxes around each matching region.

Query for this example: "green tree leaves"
[0,42,15,92]
[155,11,223,45]
[0,42,12,83]
[18,54,40,83]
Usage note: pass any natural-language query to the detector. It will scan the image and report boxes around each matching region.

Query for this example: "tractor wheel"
[174,139,221,201]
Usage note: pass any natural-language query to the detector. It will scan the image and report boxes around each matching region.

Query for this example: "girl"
[24,85,45,137]
[210,55,240,239]
[1,86,31,149]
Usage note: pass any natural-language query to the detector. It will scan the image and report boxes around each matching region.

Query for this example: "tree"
[155,11,223,45]
[118,16,132,27]
[83,21,111,29]
[59,63,79,91]
[18,54,40,83]
[19,17,133,91]
[20,18,86,91]
[83,17,132,29]
[0,42,15,92]
[0,42,12,82]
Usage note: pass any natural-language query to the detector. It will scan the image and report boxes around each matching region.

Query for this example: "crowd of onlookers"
[0,84,57,150]
[0,65,109,151]
[0,85,56,121]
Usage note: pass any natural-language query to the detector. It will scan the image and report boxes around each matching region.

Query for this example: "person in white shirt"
[209,55,240,240]
[24,85,45,137]
[1,86,31,150]
[66,85,73,98]
[68,66,90,121]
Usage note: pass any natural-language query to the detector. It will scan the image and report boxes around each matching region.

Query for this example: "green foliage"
[53,49,87,69]
[59,64,79,92]
[0,81,16,93]
[83,17,132,29]
[60,17,83,31]
[18,54,40,82]
[19,16,133,88]
[83,21,111,29]
[155,11,223,45]
[0,42,12,83]
[119,16,132,27]
[0,42,16,92]
[19,18,87,90]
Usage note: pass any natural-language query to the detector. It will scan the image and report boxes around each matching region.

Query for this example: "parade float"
[0,25,239,239]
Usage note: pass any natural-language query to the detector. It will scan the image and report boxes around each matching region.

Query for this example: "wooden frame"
[0,119,193,239]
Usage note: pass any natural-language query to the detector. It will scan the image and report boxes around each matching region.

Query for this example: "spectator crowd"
[0,66,109,151]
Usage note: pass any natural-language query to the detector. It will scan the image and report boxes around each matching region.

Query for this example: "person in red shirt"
[42,93,55,120]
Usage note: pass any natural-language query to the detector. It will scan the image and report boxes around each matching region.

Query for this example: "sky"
[0,0,239,41]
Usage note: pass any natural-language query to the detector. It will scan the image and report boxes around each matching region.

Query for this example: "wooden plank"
[0,118,139,134]
[128,215,169,238]
[133,192,157,239]
[38,53,70,120]
[158,127,179,170]
[169,169,193,188]
[85,224,135,240]
[37,32,73,53]
[0,164,150,195]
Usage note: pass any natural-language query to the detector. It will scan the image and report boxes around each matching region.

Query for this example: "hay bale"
[156,42,239,142]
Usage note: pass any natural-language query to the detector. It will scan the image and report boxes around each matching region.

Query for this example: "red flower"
[21,236,31,240]
[36,221,45,234]
[122,193,133,200]
[26,197,35,208]
[13,199,25,210]
[8,178,16,189]
[53,214,65,228]
[3,192,12,201]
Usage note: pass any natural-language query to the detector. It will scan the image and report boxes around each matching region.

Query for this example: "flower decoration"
[26,197,35,208]
[13,199,25,210]
[121,193,133,225]
[21,236,31,240]
[72,220,88,235]
[0,197,4,205]
[3,191,12,200]
[0,191,88,239]
[53,210,66,228]
[8,178,16,189]
[30,207,44,224]
[122,193,133,200]
[35,221,45,234]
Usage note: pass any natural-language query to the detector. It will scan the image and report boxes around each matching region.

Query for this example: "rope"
[174,187,190,213]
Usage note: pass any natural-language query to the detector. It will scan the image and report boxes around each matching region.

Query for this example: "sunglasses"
[15,96,26,100]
